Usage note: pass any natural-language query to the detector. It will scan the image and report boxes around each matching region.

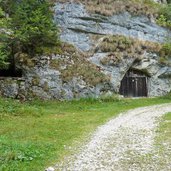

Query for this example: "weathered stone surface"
[89,52,171,97]
[0,51,171,99]
[89,53,135,92]
[54,2,171,51]
[0,2,171,100]
[0,78,25,98]
[130,53,171,96]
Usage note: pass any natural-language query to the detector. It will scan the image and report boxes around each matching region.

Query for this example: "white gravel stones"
[55,103,171,171]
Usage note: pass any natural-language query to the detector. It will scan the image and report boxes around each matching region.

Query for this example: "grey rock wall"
[0,78,25,99]
[89,52,171,97]
[1,51,171,100]
[0,1,171,100]
[54,2,171,51]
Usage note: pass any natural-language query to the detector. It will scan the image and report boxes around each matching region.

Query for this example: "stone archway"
[119,69,148,97]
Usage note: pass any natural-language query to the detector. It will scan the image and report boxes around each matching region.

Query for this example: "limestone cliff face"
[54,2,170,51]
[53,2,171,97]
[0,1,171,99]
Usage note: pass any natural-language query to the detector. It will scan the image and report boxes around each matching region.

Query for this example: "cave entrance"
[119,69,148,97]
[0,63,22,77]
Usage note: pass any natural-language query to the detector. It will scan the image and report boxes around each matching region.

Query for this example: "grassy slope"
[0,97,171,171]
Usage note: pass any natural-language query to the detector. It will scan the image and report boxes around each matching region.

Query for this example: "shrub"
[157,4,171,29]
[159,42,171,66]
[10,0,59,56]
[159,43,171,58]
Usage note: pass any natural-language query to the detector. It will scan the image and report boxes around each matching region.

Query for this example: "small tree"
[11,0,59,56]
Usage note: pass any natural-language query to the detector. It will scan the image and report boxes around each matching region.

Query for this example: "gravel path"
[55,103,171,171]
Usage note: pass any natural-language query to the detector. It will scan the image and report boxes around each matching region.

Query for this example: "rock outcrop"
[0,1,171,100]
[54,3,170,51]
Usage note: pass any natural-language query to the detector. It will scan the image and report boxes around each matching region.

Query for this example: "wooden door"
[119,71,147,97]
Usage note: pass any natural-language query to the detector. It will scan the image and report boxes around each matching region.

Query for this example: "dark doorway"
[119,70,148,97]
[0,62,22,77]
[0,68,22,77]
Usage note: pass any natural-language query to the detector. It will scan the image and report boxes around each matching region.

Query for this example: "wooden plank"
[119,71,148,97]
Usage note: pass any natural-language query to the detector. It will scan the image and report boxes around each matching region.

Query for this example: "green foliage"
[156,14,171,28]
[154,112,171,167]
[159,42,171,65]
[0,0,15,16]
[0,136,55,171]
[0,44,10,68]
[10,0,59,56]
[160,43,171,57]
[0,5,11,68]
[0,0,60,70]
[162,91,171,99]
[99,94,122,102]
[157,4,171,29]
[0,7,4,17]
[0,98,43,117]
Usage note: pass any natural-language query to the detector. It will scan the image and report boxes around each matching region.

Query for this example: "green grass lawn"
[0,96,171,171]
[158,112,171,143]
[154,112,171,169]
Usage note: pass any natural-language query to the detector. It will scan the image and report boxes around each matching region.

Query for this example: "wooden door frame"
[119,70,148,97]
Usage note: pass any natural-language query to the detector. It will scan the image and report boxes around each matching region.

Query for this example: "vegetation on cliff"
[0,0,171,70]
[157,4,171,29]
[56,0,171,31]
[95,35,161,66]
[0,0,59,69]
[50,43,109,86]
